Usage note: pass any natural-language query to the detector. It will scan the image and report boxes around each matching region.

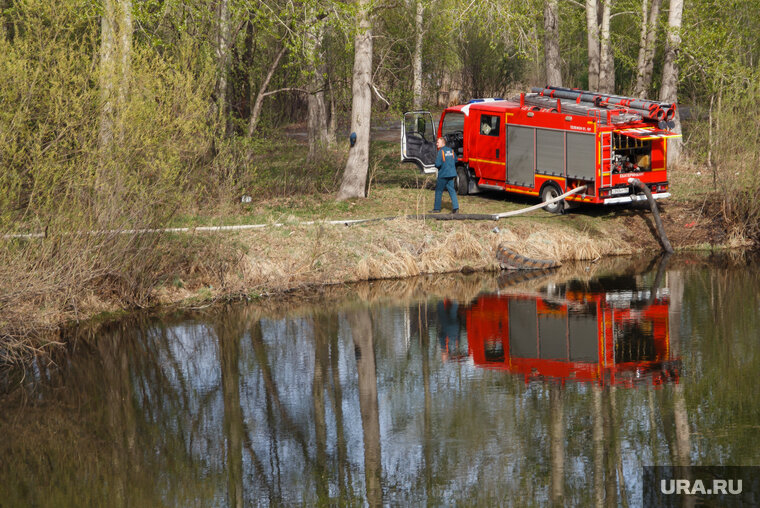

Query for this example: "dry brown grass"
[0,197,715,364]
[0,229,239,364]
[226,215,628,300]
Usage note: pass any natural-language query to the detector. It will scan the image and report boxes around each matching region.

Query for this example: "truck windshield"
[441,111,465,136]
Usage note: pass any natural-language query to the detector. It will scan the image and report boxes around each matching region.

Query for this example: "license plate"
[610,187,629,195]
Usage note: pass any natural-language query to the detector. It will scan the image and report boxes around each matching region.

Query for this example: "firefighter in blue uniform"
[431,137,459,214]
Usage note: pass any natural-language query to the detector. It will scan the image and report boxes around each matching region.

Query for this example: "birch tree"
[99,0,133,153]
[543,0,561,86]
[347,309,383,507]
[214,0,231,136]
[585,0,600,90]
[327,76,338,147]
[660,0,684,162]
[337,0,373,200]
[305,12,329,160]
[412,0,425,108]
[633,0,662,98]
[598,0,614,93]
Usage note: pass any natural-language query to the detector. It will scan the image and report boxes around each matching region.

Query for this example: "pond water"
[2,254,760,506]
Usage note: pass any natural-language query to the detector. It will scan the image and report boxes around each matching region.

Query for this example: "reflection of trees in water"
[348,309,383,507]
[7,259,760,505]
[1,297,683,507]
[0,317,220,506]
[216,314,244,508]
[682,264,760,466]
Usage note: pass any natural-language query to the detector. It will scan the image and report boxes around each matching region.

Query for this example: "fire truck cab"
[401,87,681,213]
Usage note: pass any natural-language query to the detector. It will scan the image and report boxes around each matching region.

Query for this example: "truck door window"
[480,114,501,137]
[440,112,464,136]
[406,116,431,141]
[440,111,465,157]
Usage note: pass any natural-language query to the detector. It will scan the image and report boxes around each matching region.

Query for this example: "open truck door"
[401,111,437,173]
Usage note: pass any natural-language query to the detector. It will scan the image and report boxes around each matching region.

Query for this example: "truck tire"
[540,183,564,214]
[456,166,470,196]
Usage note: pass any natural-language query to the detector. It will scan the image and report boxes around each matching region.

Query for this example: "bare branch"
[261,87,310,97]
[562,0,585,8]
[370,82,391,106]
[611,10,635,18]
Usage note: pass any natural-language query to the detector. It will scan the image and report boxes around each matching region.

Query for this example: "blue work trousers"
[434,176,459,211]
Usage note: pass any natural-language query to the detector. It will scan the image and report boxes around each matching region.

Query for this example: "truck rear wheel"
[456,166,470,196]
[540,183,564,214]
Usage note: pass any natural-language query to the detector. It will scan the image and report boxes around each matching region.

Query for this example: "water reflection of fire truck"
[464,287,680,387]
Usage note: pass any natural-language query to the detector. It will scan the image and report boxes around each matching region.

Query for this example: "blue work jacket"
[435,146,457,178]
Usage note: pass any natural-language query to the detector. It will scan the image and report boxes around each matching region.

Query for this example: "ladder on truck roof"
[520,94,642,125]
[601,131,613,188]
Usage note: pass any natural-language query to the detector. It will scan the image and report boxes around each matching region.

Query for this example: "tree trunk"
[98,0,132,192]
[412,0,425,108]
[99,0,117,153]
[118,0,132,110]
[417,302,433,497]
[220,331,244,508]
[634,0,661,97]
[633,0,649,93]
[327,316,350,503]
[337,0,373,200]
[100,335,129,508]
[99,0,132,147]
[312,315,329,502]
[214,0,231,137]
[248,46,287,137]
[543,0,562,87]
[306,20,329,160]
[585,0,600,91]
[707,93,714,179]
[347,309,383,507]
[660,0,683,163]
[598,0,614,93]
[592,385,604,508]
[549,383,565,505]
[327,75,337,148]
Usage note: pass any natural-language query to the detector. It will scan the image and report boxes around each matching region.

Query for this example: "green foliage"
[711,81,760,241]
[0,0,99,228]
[3,0,760,350]
[0,0,220,231]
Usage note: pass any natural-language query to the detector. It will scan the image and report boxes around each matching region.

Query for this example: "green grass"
[168,139,545,227]
[165,138,717,237]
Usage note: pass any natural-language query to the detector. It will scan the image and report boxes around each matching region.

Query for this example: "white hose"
[3,186,588,240]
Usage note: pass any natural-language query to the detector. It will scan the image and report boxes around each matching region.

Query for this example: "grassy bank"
[1,138,741,364]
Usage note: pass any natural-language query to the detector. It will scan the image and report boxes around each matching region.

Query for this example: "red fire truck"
[401,86,681,213]
[464,286,679,387]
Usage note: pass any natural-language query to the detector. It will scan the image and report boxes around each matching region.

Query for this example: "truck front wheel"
[455,166,470,196]
[540,183,564,214]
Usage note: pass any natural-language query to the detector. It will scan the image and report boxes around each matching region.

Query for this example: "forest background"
[1,0,760,354]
